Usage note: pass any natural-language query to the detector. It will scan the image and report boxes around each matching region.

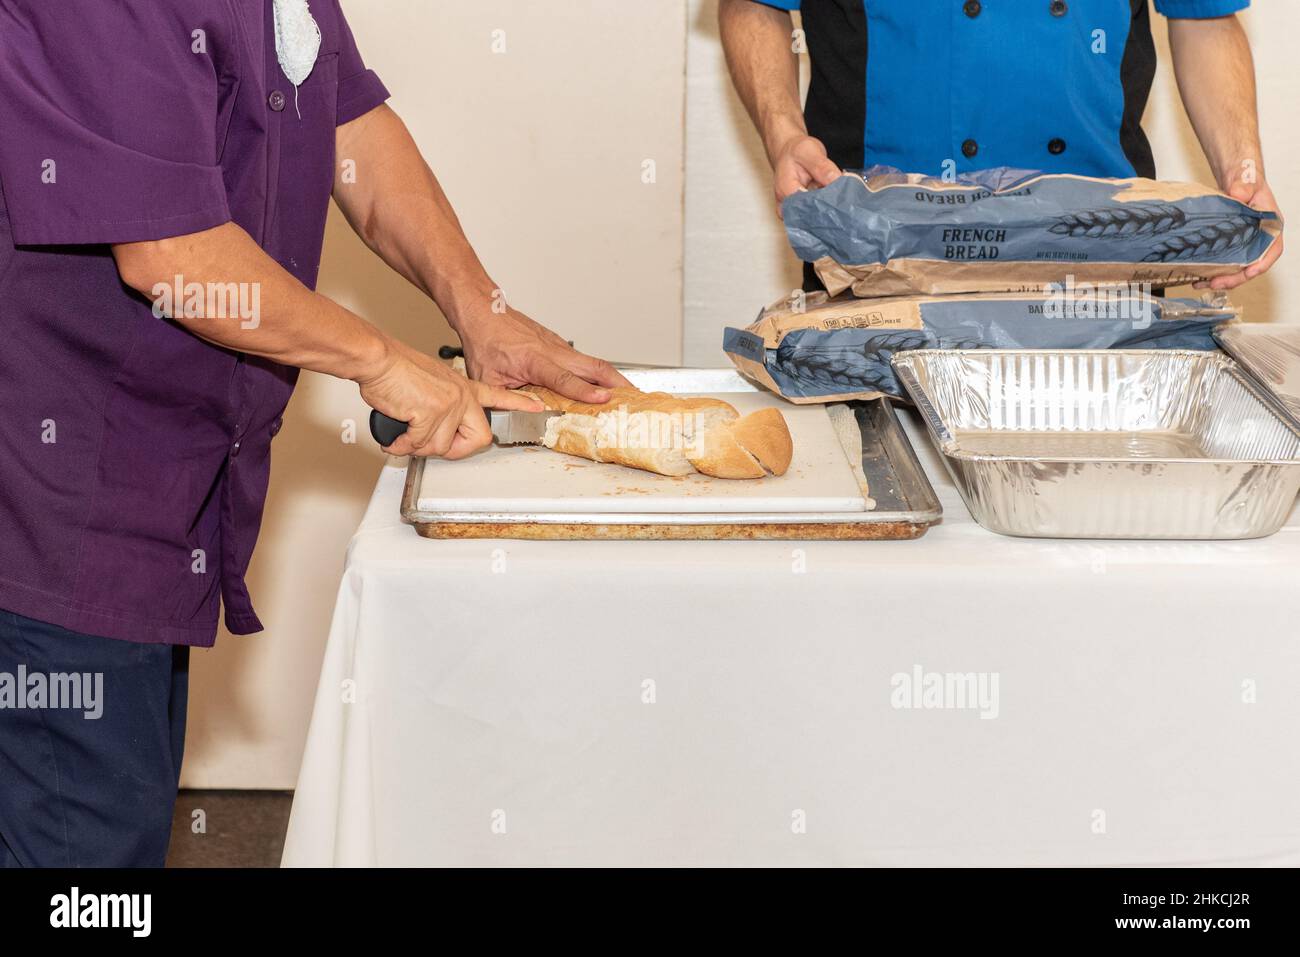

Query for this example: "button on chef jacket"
[754,0,1250,178]
[0,0,389,646]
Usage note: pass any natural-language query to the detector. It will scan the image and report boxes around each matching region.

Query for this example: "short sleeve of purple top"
[0,0,390,646]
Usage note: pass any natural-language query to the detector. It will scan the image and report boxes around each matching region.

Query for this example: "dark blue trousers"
[0,610,188,867]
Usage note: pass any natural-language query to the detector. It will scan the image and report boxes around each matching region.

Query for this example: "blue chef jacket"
[755,0,1250,179]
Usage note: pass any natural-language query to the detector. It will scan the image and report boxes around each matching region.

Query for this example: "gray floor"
[166,790,294,868]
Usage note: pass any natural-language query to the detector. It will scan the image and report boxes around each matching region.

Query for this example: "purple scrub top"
[0,0,389,645]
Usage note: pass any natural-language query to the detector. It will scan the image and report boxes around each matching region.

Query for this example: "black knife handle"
[369,409,409,446]
[437,341,571,361]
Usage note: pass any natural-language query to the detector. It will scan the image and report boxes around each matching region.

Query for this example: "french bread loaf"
[521,386,793,480]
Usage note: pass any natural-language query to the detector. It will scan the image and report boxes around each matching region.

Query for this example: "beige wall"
[185,0,1294,788]
[182,0,687,788]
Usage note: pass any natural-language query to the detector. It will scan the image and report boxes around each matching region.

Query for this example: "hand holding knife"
[369,341,652,453]
[369,407,558,448]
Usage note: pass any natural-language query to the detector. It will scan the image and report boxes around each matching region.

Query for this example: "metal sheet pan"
[400,368,941,540]
[892,349,1300,540]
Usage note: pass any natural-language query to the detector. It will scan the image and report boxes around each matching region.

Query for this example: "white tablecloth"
[282,411,1300,866]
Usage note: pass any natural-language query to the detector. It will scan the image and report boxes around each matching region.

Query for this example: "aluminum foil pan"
[892,349,1300,540]
[1215,323,1300,426]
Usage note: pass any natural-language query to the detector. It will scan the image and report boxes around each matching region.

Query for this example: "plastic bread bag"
[783,166,1282,299]
[723,288,1239,403]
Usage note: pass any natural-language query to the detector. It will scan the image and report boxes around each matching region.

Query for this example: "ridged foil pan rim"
[892,348,1300,467]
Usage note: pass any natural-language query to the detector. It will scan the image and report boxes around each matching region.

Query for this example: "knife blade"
[368,408,559,448]
[487,409,559,445]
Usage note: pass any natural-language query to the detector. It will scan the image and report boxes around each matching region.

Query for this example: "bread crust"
[524,386,737,419]
[730,407,794,476]
[521,387,794,480]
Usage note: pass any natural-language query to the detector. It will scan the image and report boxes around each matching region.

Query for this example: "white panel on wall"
[683,0,805,367]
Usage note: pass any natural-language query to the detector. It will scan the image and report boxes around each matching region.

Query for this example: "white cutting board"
[415,392,866,514]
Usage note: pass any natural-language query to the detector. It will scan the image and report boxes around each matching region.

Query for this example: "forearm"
[719,0,805,163]
[1168,16,1263,188]
[112,222,390,382]
[333,104,496,335]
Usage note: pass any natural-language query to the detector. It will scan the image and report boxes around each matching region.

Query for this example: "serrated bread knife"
[368,409,559,449]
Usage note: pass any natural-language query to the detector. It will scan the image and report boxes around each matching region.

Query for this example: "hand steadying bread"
[520,386,794,479]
